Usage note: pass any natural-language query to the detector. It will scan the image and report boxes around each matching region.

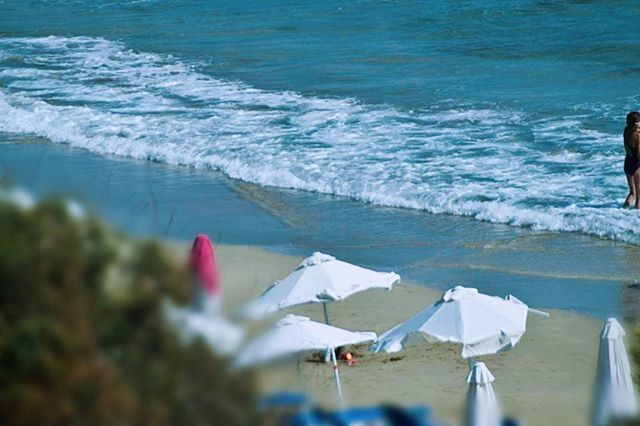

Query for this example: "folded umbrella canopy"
[371,286,529,358]
[591,318,638,426]
[189,234,220,297]
[464,362,501,426]
[188,234,222,316]
[163,300,244,356]
[235,314,376,404]
[239,252,400,323]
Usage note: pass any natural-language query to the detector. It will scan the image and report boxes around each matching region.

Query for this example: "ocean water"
[2,0,640,318]
[1,0,640,244]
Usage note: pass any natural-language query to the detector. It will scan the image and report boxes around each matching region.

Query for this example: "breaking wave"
[1,36,637,243]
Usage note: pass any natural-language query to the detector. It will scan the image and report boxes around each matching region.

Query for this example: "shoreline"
[2,138,638,319]
[209,243,605,426]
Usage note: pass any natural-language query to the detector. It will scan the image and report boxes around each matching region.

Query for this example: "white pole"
[322,304,332,363]
[528,307,550,317]
[330,347,344,408]
[323,302,330,325]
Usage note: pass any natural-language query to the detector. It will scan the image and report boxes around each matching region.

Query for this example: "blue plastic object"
[290,404,432,426]
[258,391,309,411]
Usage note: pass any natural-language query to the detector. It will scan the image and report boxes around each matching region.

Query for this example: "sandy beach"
[206,243,605,426]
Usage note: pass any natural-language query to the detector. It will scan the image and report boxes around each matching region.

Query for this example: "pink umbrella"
[189,234,220,297]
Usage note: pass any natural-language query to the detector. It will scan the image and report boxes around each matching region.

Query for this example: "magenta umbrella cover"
[189,234,220,296]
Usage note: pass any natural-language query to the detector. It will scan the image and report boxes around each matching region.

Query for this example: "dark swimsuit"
[624,136,640,176]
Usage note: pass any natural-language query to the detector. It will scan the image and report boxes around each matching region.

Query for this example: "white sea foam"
[1,36,638,243]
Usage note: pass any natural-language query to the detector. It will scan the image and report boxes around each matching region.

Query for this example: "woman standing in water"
[623,111,640,208]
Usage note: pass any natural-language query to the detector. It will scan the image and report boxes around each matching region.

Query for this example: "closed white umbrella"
[591,317,638,426]
[372,286,529,358]
[163,300,244,356]
[235,314,376,404]
[464,362,501,426]
[239,252,400,322]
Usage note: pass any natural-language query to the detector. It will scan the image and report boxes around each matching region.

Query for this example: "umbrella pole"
[330,347,344,408]
[322,305,332,363]
[467,357,475,370]
[322,302,330,325]
[322,304,331,363]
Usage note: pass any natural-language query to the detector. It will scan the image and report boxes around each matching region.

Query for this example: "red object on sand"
[189,234,220,296]
[340,352,356,366]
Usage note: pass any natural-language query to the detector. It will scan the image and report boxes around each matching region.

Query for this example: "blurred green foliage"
[0,198,257,425]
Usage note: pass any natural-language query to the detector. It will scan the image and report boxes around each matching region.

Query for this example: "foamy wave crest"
[1,36,638,243]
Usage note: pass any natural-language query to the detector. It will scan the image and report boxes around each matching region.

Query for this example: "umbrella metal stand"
[322,302,330,325]
[322,303,332,364]
[467,357,475,371]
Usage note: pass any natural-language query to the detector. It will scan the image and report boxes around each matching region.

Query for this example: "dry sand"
[209,244,608,425]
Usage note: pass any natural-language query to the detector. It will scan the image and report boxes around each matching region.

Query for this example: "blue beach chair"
[290,404,434,426]
[333,405,431,426]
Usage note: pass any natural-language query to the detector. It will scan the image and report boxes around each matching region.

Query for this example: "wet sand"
[3,140,637,319]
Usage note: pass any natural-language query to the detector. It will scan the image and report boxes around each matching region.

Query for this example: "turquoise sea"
[2,0,640,317]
